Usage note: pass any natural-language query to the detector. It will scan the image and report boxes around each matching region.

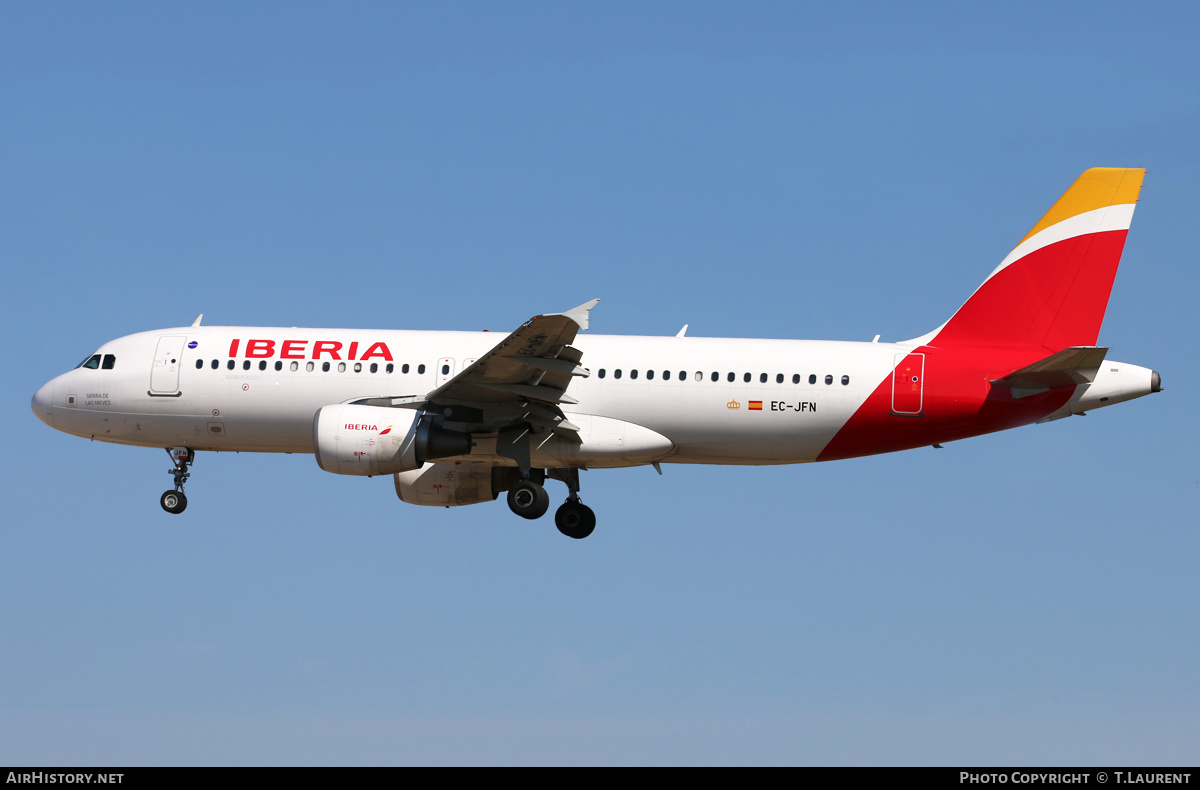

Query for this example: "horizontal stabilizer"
[990,346,1108,395]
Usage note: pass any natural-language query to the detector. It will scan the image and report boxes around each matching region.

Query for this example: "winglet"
[548,299,600,331]
[191,314,203,327]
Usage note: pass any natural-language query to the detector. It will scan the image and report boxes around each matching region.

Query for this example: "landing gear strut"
[160,446,193,514]
[496,427,596,537]
[550,468,595,539]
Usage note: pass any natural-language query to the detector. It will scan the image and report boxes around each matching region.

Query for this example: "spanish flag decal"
[749,401,762,410]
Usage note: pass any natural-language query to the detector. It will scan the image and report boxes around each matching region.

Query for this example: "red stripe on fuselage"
[817,345,1075,461]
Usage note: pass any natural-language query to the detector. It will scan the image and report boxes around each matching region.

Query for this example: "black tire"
[160,490,187,514]
[507,480,549,520]
[554,502,596,539]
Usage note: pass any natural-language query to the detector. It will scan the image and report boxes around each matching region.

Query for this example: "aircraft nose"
[32,380,55,428]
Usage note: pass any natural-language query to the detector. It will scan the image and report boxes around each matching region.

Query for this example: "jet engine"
[313,403,472,476]
[394,463,519,507]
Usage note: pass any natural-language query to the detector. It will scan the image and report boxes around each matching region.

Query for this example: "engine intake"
[313,403,471,476]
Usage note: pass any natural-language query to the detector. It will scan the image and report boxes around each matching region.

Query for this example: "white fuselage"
[34,325,901,467]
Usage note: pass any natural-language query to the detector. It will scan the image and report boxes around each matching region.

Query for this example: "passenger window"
[792,374,800,384]
[82,355,101,370]
[402,364,410,374]
[663,370,670,380]
[825,374,833,385]
[598,369,606,379]
[306,361,315,372]
[727,372,735,382]
[809,374,817,384]
[275,361,282,371]
[258,361,267,371]
[743,373,751,383]
[227,360,235,370]
[322,362,331,372]
[418,364,426,374]
[694,371,702,381]
[614,369,622,379]
[760,373,767,383]
[211,360,219,370]
[776,373,783,383]
[630,369,638,379]
[842,375,850,386]
[386,363,394,373]
[354,362,362,373]
[680,371,687,381]
[370,363,378,374]
[242,360,251,371]
[338,362,346,373]
[102,354,116,369]
[646,370,654,380]
[195,359,203,369]
[710,371,719,382]
[441,364,449,375]
[290,361,299,372]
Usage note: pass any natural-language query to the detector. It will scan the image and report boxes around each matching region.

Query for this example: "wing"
[427,299,598,407]
[367,300,600,441]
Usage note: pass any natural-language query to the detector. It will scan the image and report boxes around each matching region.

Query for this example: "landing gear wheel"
[160,490,187,514]
[555,501,596,539]
[162,447,194,515]
[507,480,550,520]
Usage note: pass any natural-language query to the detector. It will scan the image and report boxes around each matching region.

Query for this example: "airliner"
[31,168,1160,538]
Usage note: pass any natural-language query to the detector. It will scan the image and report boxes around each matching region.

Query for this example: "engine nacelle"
[313,403,472,476]
[394,463,516,507]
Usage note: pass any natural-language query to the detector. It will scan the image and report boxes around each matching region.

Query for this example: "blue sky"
[3,2,1197,765]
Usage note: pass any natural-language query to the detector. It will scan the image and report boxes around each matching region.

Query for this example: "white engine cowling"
[394,463,514,507]
[313,403,472,476]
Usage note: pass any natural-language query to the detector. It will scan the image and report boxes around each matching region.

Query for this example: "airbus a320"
[32,168,1161,538]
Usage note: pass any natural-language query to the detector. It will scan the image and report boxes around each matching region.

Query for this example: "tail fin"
[914,168,1145,352]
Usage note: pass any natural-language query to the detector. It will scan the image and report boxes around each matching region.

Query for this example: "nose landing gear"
[160,447,193,514]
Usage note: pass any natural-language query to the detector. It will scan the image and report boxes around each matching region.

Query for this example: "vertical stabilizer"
[915,168,1145,352]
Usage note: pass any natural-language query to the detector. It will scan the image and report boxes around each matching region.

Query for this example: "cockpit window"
[79,354,101,369]
[102,354,116,370]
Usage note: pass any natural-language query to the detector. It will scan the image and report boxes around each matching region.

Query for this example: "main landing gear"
[507,475,550,520]
[504,467,596,539]
[554,498,596,540]
[160,446,193,514]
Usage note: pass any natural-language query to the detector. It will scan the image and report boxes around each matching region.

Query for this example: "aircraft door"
[436,358,454,385]
[461,357,477,374]
[151,335,187,394]
[891,352,925,415]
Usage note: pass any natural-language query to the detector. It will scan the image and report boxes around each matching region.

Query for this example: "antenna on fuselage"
[676,325,688,337]
[191,314,204,327]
